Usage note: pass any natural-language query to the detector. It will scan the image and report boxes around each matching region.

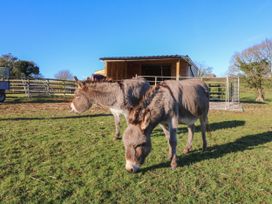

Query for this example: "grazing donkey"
[123,79,209,172]
[70,77,150,139]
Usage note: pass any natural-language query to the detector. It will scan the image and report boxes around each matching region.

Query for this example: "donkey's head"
[70,77,93,113]
[123,108,152,173]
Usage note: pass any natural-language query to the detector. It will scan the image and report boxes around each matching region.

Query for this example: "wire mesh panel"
[138,75,242,111]
[206,77,241,111]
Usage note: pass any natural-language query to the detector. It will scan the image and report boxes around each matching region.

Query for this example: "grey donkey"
[123,79,210,172]
[70,77,150,139]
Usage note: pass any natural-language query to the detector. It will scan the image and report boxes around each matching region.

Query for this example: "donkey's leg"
[183,124,195,154]
[160,121,178,169]
[124,114,129,126]
[169,123,177,169]
[159,124,172,160]
[200,116,208,151]
[112,113,121,140]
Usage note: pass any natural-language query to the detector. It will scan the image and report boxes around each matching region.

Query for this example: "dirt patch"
[0,102,108,115]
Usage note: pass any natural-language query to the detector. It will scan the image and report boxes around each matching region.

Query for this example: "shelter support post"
[176,60,180,80]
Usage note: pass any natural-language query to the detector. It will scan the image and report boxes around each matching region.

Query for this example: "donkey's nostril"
[127,168,134,173]
[126,168,133,173]
[131,166,140,173]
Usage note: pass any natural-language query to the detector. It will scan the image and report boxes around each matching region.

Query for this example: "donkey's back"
[122,78,150,108]
[163,79,209,119]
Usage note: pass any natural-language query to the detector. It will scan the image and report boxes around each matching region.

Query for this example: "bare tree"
[195,62,214,77]
[229,39,272,75]
[54,70,73,80]
[228,38,272,102]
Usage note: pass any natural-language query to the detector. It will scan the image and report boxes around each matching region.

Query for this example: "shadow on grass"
[0,113,112,121]
[152,120,246,136]
[240,97,272,104]
[5,98,72,104]
[141,131,272,173]
[240,100,268,104]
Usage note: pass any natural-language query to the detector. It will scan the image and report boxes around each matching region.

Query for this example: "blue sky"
[0,0,272,78]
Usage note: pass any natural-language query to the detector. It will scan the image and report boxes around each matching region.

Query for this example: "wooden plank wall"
[106,59,192,80]
[127,62,141,78]
[107,62,128,80]
[179,60,189,76]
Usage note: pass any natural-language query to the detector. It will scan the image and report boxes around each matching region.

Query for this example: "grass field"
[1,89,272,203]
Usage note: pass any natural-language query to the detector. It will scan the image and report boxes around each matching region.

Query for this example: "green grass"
[1,86,272,203]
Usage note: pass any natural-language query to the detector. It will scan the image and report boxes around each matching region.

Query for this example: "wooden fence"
[3,77,242,111]
[5,78,76,97]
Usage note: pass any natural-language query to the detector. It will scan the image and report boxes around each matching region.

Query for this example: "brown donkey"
[123,79,209,172]
[70,77,150,139]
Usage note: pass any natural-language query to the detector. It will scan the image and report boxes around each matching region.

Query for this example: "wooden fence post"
[63,80,66,96]
[225,76,229,110]
[46,79,50,95]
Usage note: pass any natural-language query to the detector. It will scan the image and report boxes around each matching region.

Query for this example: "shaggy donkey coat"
[123,79,209,172]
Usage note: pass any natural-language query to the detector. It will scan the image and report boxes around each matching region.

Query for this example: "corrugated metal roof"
[100,55,188,61]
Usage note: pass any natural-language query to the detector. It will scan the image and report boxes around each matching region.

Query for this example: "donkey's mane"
[128,83,166,124]
[82,76,145,85]
[83,77,114,84]
[80,78,124,92]
[135,81,173,109]
[137,84,160,108]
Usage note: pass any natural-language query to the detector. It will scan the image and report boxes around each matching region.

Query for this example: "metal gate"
[138,75,242,111]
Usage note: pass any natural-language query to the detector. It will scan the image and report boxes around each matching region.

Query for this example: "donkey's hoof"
[202,144,207,152]
[171,163,177,170]
[183,147,192,154]
[113,134,122,140]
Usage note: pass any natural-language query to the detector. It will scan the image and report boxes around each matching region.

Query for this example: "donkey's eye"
[135,142,146,149]
[135,146,142,157]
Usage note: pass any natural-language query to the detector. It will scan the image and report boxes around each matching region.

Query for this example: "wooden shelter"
[100,55,198,81]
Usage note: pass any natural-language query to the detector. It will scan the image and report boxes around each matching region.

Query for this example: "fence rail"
[3,78,76,97]
[2,76,242,111]
[138,75,241,111]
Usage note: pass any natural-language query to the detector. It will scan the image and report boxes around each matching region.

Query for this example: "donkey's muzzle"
[125,161,140,173]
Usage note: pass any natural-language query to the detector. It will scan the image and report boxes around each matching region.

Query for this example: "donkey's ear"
[128,109,137,124]
[74,76,84,88]
[140,109,151,130]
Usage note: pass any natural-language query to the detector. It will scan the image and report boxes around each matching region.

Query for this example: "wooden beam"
[105,62,108,77]
[176,60,180,80]
[102,58,181,63]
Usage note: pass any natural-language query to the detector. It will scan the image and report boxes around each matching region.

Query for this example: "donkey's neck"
[135,85,160,110]
[148,105,165,132]
[86,82,124,107]
[140,89,166,133]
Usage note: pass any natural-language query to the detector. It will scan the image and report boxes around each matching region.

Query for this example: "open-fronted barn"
[99,55,199,81]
